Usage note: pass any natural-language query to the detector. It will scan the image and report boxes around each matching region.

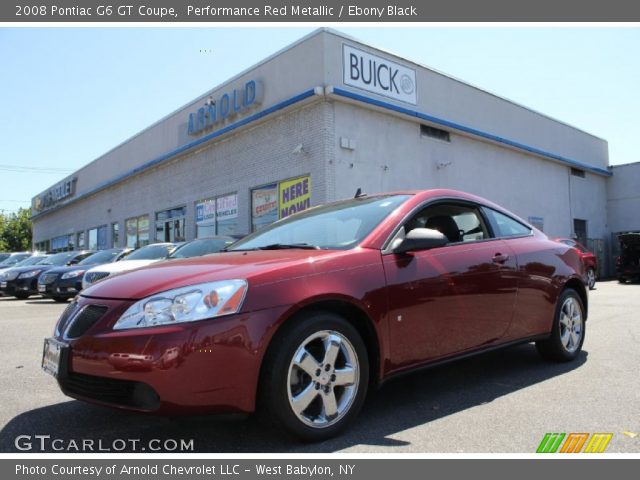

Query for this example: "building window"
[195,193,239,238]
[35,240,50,252]
[251,176,312,232]
[88,225,108,250]
[125,215,150,248]
[111,222,119,248]
[571,167,586,178]
[155,207,186,243]
[76,231,85,249]
[51,234,73,252]
[573,219,588,246]
[421,124,450,142]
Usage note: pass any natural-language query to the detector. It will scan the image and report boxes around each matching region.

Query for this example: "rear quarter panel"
[504,234,585,340]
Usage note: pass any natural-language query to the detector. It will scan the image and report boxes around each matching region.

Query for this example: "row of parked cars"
[0,236,237,302]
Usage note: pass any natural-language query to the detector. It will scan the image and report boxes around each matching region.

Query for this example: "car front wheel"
[259,312,369,441]
[536,288,585,362]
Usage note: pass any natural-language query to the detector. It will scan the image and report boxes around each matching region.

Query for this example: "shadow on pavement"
[0,344,587,453]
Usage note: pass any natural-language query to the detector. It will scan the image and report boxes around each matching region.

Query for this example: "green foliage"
[0,208,32,251]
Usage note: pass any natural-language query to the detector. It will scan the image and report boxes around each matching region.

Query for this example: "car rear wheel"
[536,288,585,362]
[587,268,596,290]
[258,311,369,441]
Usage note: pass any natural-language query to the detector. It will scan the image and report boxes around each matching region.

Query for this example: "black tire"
[258,311,369,441]
[618,277,627,284]
[53,296,69,303]
[587,268,596,290]
[14,292,30,300]
[536,288,585,362]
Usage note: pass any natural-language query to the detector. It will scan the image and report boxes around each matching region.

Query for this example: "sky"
[0,27,638,216]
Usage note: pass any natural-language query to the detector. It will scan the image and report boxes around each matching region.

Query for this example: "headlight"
[18,270,42,279]
[113,279,248,330]
[2,271,19,281]
[61,270,85,279]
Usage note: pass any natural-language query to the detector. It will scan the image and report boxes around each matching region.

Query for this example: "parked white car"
[82,243,176,289]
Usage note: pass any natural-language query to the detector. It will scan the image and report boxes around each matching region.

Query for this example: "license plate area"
[0,282,6,288]
[38,284,46,293]
[42,337,68,378]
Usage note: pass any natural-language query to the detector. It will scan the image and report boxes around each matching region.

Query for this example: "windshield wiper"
[257,243,320,250]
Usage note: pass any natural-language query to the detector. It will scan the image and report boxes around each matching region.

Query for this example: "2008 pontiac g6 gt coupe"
[43,190,587,441]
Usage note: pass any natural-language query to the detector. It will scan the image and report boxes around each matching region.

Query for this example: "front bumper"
[0,277,38,297]
[51,296,288,415]
[39,276,81,299]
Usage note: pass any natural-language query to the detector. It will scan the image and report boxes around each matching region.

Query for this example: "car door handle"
[492,253,509,264]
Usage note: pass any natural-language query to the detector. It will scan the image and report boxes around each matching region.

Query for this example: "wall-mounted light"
[292,144,307,155]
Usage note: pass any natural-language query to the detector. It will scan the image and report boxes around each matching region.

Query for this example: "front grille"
[40,273,59,285]
[66,305,108,338]
[56,300,80,336]
[59,372,160,410]
[85,271,110,285]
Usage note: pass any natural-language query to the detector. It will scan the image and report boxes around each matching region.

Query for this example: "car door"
[382,201,519,370]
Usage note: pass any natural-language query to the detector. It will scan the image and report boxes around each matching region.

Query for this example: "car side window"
[485,208,532,238]
[404,203,489,244]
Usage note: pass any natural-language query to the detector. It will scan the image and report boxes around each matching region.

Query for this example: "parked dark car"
[38,248,133,302]
[555,238,597,290]
[0,250,93,299]
[616,233,640,283]
[43,190,587,441]
[0,252,32,269]
[168,236,238,259]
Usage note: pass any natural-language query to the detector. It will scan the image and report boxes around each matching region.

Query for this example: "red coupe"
[42,190,588,441]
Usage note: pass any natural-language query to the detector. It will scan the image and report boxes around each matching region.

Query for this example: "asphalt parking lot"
[0,280,638,453]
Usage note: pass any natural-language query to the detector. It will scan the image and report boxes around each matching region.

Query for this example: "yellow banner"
[279,175,311,219]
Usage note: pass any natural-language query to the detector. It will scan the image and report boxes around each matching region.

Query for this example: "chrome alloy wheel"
[559,296,583,353]
[287,330,359,429]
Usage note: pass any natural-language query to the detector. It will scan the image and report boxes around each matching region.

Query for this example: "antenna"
[354,188,366,198]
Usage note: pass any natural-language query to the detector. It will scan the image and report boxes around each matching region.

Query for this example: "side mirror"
[394,228,448,254]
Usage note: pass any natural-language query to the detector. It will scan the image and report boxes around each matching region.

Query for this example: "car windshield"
[126,244,174,260]
[229,195,411,251]
[39,252,77,266]
[0,254,10,262]
[170,238,235,259]
[13,256,47,267]
[79,249,122,265]
[0,253,30,266]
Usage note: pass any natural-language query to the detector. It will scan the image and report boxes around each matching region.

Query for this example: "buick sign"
[343,44,417,105]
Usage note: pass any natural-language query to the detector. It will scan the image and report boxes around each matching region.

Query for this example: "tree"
[0,208,32,251]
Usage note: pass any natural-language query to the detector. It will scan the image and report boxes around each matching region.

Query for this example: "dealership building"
[32,28,631,275]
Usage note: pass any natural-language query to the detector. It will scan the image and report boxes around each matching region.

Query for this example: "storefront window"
[51,234,73,252]
[125,215,150,248]
[251,175,311,232]
[88,225,108,250]
[195,193,238,238]
[155,206,186,243]
[111,222,119,247]
[76,231,85,249]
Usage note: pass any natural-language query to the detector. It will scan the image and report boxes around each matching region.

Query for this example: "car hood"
[81,249,342,300]
[3,264,55,274]
[85,259,164,276]
[44,265,97,275]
